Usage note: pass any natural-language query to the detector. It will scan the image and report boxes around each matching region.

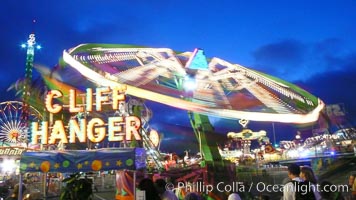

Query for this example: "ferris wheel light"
[21,44,27,48]
[36,45,42,50]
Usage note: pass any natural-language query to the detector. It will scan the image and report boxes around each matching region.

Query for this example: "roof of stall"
[20,148,146,173]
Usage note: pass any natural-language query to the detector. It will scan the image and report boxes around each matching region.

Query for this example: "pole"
[43,172,47,200]
[18,173,23,200]
[272,123,276,147]
[198,131,202,159]
[133,171,136,200]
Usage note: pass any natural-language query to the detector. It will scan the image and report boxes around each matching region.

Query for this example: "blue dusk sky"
[1,1,356,152]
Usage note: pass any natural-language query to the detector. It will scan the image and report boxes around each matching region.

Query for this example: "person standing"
[347,174,356,200]
[283,164,304,200]
[228,193,242,200]
[320,181,344,200]
[300,166,321,200]
[138,178,161,200]
[154,179,178,200]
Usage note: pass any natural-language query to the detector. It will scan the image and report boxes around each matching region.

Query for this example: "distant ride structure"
[20,33,42,137]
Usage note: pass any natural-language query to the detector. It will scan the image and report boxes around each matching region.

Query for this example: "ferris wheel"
[0,101,42,145]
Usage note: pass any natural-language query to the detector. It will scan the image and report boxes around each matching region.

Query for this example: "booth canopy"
[20,148,146,173]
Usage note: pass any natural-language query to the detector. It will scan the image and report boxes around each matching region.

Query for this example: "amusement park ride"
[1,40,356,199]
[57,44,328,181]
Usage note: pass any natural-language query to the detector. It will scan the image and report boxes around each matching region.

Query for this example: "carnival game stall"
[19,148,146,199]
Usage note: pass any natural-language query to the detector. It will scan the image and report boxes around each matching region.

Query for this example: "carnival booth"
[19,148,146,199]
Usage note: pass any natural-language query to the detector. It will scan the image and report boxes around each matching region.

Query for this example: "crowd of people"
[136,164,356,200]
[137,176,244,200]
[2,164,355,199]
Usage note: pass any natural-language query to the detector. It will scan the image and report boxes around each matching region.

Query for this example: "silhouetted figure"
[138,178,161,200]
[155,179,178,200]
[184,192,202,200]
[228,193,242,200]
[300,166,318,184]
[320,181,344,200]
[300,166,321,199]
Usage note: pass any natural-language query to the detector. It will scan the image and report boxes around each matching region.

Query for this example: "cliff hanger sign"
[31,86,142,145]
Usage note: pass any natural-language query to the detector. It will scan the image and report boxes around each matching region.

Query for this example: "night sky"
[1,1,356,153]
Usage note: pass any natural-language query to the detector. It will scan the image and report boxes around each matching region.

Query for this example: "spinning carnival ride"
[62,44,324,123]
[58,44,324,171]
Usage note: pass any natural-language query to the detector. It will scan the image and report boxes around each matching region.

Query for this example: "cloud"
[253,39,305,66]
[296,52,356,123]
[251,38,356,82]
[251,39,306,81]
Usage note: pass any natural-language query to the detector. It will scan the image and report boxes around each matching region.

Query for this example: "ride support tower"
[20,33,37,143]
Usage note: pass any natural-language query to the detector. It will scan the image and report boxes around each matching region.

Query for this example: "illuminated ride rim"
[62,44,324,124]
[0,101,42,145]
